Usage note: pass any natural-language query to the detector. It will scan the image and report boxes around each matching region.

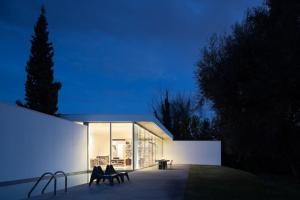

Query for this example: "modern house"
[0,102,221,199]
[62,114,174,171]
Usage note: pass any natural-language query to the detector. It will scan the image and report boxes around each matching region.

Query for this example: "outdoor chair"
[89,166,120,186]
[168,160,173,169]
[157,160,163,169]
[89,166,105,186]
[102,165,121,185]
[108,165,130,182]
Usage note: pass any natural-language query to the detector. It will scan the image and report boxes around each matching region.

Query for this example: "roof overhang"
[62,114,173,140]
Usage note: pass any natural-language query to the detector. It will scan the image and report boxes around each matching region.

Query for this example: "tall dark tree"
[153,91,215,140]
[171,94,193,140]
[154,90,172,132]
[17,6,61,115]
[196,0,300,178]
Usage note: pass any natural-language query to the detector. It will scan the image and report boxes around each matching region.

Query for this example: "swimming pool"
[0,173,90,199]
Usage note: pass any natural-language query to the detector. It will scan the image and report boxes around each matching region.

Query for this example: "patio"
[29,165,190,200]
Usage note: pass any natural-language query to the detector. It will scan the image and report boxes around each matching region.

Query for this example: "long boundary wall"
[163,140,221,165]
[0,103,87,182]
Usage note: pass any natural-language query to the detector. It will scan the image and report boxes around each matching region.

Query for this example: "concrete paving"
[31,165,190,200]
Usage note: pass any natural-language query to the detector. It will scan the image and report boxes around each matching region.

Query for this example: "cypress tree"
[17,6,61,115]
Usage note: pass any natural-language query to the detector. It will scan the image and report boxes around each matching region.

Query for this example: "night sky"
[0,0,262,116]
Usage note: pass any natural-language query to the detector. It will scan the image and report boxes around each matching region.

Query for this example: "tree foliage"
[196,0,300,176]
[17,6,61,115]
[153,90,216,140]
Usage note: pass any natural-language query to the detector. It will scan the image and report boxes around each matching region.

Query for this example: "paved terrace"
[30,165,190,200]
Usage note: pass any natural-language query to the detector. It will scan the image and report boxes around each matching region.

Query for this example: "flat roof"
[62,114,173,140]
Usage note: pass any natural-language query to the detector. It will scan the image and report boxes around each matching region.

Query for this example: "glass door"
[88,123,110,170]
[111,123,133,170]
[134,124,163,169]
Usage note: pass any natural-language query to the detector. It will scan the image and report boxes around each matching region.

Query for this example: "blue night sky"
[0,0,262,115]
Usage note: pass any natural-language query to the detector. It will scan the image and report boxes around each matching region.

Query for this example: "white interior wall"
[111,123,132,139]
[89,133,110,158]
[89,123,110,159]
[163,140,221,165]
[0,103,87,182]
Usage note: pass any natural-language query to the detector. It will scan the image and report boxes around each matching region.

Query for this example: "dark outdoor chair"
[89,166,120,186]
[102,165,121,185]
[108,165,130,182]
[158,160,163,169]
[158,160,168,170]
[89,166,105,186]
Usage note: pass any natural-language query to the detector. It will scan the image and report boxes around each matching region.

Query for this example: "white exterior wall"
[0,103,87,182]
[163,140,221,165]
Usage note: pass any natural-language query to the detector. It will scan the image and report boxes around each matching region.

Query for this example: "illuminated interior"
[89,123,110,170]
[88,122,163,171]
[111,123,133,170]
[134,124,163,169]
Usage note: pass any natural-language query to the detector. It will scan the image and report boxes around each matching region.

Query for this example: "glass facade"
[89,123,110,170]
[111,123,133,170]
[89,122,163,171]
[134,124,163,169]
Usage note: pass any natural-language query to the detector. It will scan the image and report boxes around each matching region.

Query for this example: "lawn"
[184,165,300,200]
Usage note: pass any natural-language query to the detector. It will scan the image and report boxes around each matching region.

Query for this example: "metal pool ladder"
[27,171,67,198]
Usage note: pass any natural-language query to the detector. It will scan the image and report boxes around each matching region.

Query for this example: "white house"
[62,114,221,171]
[0,102,221,198]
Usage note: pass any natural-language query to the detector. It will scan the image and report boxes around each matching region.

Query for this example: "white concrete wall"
[163,140,221,165]
[0,103,87,182]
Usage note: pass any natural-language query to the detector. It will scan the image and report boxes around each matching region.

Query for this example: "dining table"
[155,159,170,170]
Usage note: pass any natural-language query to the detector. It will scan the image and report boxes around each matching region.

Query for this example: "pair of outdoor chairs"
[89,165,130,186]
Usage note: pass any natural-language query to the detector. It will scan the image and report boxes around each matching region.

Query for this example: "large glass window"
[111,123,133,170]
[89,123,110,170]
[89,122,162,171]
[156,136,163,161]
[134,124,163,169]
[134,125,145,169]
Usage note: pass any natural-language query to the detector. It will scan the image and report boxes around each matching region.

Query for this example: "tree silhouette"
[17,6,61,115]
[196,1,300,178]
[154,90,172,132]
[153,91,215,140]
